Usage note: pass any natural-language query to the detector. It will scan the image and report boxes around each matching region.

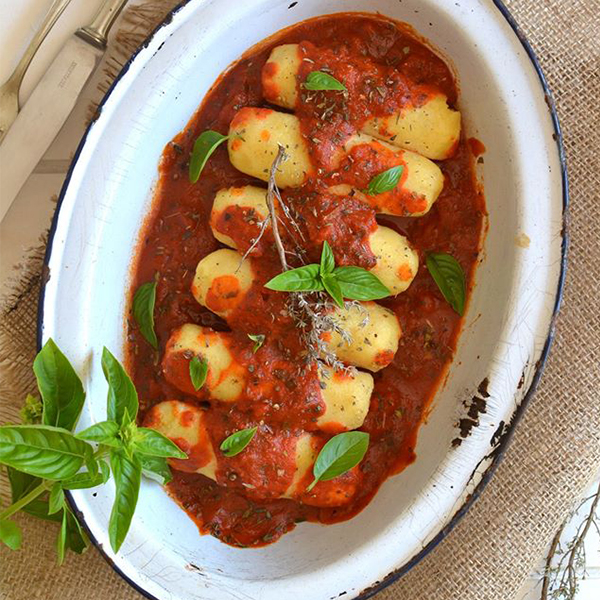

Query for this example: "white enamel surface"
[40,1,565,599]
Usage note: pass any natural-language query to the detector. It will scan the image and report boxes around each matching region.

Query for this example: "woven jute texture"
[1,0,599,598]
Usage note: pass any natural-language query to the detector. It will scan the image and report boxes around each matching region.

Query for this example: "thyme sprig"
[258,145,359,374]
[541,480,600,599]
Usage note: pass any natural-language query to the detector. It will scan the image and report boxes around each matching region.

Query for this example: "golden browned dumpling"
[262,43,301,109]
[261,43,460,159]
[368,226,419,294]
[326,301,402,372]
[317,367,373,432]
[362,94,461,160]
[143,400,217,479]
[228,107,312,187]
[331,133,445,217]
[163,324,247,402]
[192,249,254,320]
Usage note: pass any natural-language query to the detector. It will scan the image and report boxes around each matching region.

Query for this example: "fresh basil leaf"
[365,165,404,196]
[34,338,85,432]
[426,252,466,316]
[0,519,22,550]
[189,130,229,184]
[333,266,391,301]
[307,431,369,492]
[102,348,138,427]
[99,460,110,482]
[48,483,65,515]
[322,274,344,308]
[304,71,346,91]
[220,426,258,458]
[247,334,265,353]
[139,454,172,485]
[76,420,120,447]
[56,509,68,565]
[265,264,323,292]
[7,467,39,503]
[20,394,42,424]
[132,281,158,349]
[320,241,336,275]
[134,428,187,459]
[23,499,62,522]
[189,356,208,391]
[109,451,142,552]
[0,425,93,480]
[62,465,109,490]
[7,470,61,522]
[64,505,88,555]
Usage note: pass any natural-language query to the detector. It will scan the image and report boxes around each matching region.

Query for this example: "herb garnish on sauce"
[265,241,390,308]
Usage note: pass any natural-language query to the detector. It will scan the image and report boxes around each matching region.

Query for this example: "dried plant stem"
[252,146,358,373]
[266,145,289,272]
[541,479,600,599]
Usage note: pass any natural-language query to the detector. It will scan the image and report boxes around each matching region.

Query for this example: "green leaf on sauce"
[189,130,229,184]
[264,264,323,292]
[247,334,265,353]
[189,356,208,391]
[220,426,258,458]
[132,281,158,349]
[365,165,404,196]
[320,241,335,275]
[322,274,344,308]
[333,266,391,301]
[307,431,369,492]
[426,252,466,316]
[303,71,346,92]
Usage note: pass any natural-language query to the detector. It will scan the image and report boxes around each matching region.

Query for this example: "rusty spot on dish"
[451,377,490,447]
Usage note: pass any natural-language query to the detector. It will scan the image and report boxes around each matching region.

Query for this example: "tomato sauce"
[127,14,485,548]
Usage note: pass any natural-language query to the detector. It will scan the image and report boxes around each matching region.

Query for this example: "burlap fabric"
[1,0,599,598]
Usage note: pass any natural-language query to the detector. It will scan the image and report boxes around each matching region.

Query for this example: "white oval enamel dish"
[38,1,567,599]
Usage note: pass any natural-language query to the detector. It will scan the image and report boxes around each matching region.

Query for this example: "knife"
[0,0,129,224]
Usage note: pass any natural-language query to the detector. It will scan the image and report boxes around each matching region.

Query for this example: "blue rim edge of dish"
[34,0,569,598]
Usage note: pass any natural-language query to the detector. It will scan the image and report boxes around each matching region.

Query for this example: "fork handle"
[76,0,129,50]
[7,0,73,88]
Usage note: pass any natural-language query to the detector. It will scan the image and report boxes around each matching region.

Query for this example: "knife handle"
[75,0,129,49]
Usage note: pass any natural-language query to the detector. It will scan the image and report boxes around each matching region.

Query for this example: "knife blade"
[0,0,128,223]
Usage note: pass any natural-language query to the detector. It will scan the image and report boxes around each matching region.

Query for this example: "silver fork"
[0,0,74,143]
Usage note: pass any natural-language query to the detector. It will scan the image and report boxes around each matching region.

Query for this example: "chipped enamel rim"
[37,1,568,599]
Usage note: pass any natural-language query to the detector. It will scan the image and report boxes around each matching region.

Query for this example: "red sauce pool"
[127,13,486,548]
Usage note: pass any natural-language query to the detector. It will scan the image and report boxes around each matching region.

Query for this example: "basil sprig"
[247,334,265,353]
[189,356,208,391]
[0,339,187,559]
[365,165,404,196]
[265,241,390,308]
[426,252,466,315]
[303,71,346,92]
[132,281,158,349]
[306,431,369,492]
[220,426,258,457]
[189,130,229,184]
